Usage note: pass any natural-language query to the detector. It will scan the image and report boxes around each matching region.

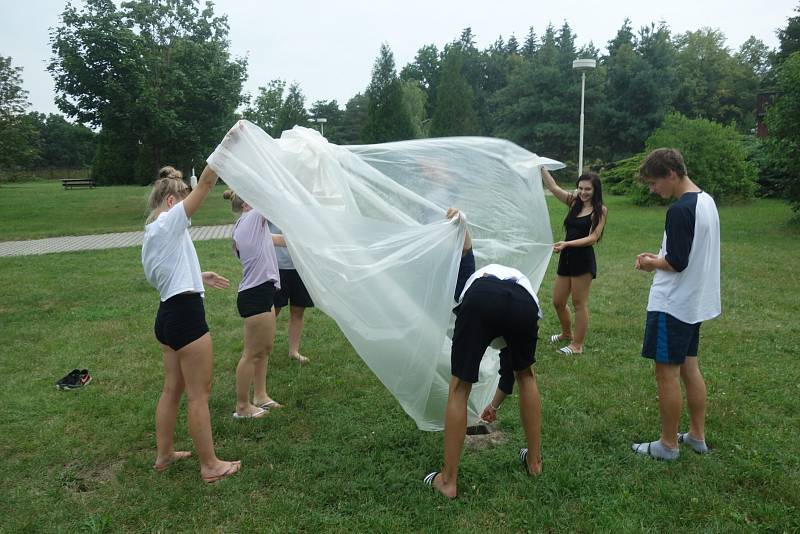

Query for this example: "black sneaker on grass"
[56,369,92,390]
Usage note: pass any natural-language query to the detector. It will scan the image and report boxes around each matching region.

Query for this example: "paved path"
[0,224,233,257]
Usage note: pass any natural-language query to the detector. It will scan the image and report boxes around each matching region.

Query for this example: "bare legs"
[655,363,682,448]
[516,367,542,475]
[551,273,593,352]
[432,368,542,499]
[155,344,188,468]
[679,357,707,440]
[432,377,471,499]
[551,275,572,340]
[156,334,240,480]
[235,309,277,415]
[275,305,309,363]
[654,357,707,448]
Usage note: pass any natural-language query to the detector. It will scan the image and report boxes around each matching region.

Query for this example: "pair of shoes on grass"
[631,433,709,460]
[56,369,91,390]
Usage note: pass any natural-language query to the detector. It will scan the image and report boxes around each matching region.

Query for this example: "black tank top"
[564,212,593,241]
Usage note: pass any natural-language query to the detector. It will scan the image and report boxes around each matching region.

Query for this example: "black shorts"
[641,311,701,365]
[154,293,209,351]
[451,277,539,384]
[237,280,277,318]
[556,246,597,279]
[274,269,314,309]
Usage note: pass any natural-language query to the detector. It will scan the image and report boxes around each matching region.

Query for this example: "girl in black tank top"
[541,169,607,355]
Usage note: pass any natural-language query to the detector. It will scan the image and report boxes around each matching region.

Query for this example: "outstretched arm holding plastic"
[182,165,219,219]
[541,168,575,206]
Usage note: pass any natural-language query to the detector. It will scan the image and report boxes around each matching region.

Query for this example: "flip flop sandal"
[423,471,440,487]
[259,400,283,410]
[202,461,241,484]
[549,334,567,343]
[631,441,668,460]
[232,407,268,419]
[519,448,530,474]
[558,346,582,355]
[153,451,192,472]
[519,448,543,475]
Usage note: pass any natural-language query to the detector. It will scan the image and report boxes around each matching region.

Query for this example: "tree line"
[1,0,799,210]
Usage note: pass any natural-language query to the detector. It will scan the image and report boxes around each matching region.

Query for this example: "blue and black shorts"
[641,311,701,365]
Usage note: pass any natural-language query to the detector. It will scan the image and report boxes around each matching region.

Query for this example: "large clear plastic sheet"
[207,121,562,431]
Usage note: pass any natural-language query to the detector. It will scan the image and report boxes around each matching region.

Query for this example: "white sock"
[632,439,679,460]
[678,432,708,454]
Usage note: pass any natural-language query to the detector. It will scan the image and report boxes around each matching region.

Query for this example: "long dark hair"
[563,172,605,241]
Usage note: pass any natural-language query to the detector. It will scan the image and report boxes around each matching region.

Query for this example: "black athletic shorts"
[237,280,277,318]
[451,277,539,384]
[274,269,314,309]
[154,292,209,351]
[641,311,701,365]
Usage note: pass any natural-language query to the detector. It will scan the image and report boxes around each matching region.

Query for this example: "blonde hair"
[146,166,190,224]
[223,189,246,213]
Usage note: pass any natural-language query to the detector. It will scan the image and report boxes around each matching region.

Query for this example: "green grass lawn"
[0,195,798,532]
[0,181,236,241]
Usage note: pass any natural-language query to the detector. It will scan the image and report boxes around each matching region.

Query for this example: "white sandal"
[558,346,582,355]
[549,334,569,343]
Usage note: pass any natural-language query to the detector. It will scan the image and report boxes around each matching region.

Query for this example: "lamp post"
[309,117,327,136]
[572,58,596,177]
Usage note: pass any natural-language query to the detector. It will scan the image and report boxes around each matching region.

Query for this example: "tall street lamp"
[572,58,596,177]
[309,117,327,136]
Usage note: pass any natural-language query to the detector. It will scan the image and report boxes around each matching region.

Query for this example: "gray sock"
[678,432,709,454]
[631,439,680,460]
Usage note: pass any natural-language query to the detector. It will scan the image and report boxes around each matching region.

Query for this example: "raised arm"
[446,207,472,256]
[182,165,219,219]
[540,168,574,206]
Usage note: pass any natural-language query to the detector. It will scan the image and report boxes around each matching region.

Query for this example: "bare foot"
[289,353,309,364]
[154,451,192,472]
[431,472,457,499]
[202,460,241,483]
[527,459,543,476]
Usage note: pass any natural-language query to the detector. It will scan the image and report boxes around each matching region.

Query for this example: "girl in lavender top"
[224,190,285,418]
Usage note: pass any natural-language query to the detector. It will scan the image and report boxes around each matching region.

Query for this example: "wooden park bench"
[61,178,96,190]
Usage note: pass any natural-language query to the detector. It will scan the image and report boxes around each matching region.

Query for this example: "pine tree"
[363,44,415,142]
[275,83,309,134]
[429,48,479,137]
[522,26,538,59]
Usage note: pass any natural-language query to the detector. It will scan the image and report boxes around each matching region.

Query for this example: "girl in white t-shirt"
[141,165,241,484]
[224,190,285,418]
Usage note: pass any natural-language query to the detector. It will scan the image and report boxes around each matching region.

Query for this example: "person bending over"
[425,208,543,499]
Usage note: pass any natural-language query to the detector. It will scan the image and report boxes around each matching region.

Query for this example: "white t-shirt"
[647,191,721,324]
[142,200,205,301]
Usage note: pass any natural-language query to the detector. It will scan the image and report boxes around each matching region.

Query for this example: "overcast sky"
[2,0,797,117]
